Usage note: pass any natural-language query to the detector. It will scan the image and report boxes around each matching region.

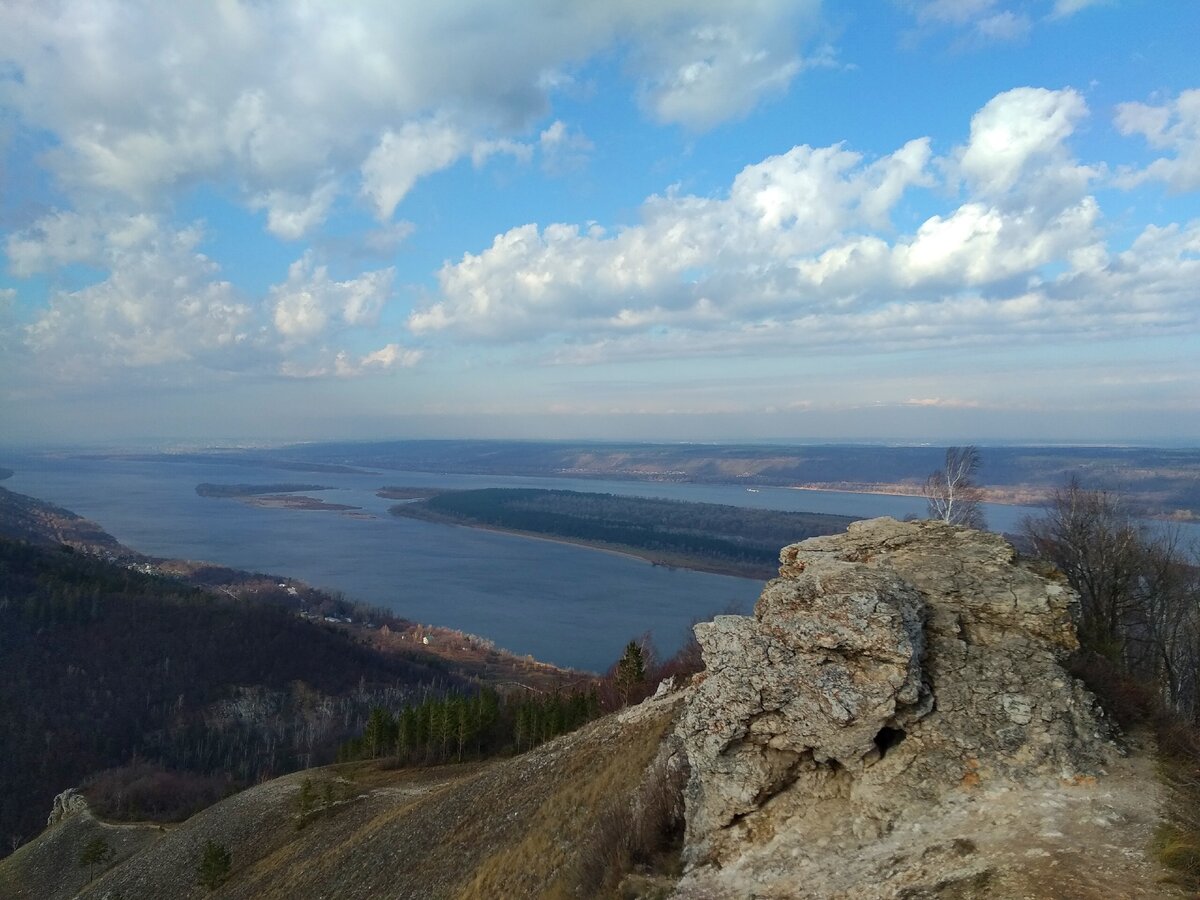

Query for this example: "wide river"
[3,452,1165,672]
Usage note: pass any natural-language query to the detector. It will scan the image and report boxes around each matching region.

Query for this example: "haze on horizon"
[1,2,1198,447]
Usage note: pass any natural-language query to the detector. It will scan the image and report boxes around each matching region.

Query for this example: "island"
[385,486,856,579]
[196,483,363,512]
[196,483,332,497]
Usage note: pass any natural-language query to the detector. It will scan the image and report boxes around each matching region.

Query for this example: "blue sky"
[1,0,1198,446]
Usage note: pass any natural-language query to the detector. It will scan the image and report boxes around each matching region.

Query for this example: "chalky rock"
[677,518,1112,882]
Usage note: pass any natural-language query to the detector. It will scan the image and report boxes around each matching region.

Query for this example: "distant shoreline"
[787,483,1053,508]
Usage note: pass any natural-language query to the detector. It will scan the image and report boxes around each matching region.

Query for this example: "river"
[4,452,1193,672]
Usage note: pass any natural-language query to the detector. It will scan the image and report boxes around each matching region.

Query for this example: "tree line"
[338,687,603,765]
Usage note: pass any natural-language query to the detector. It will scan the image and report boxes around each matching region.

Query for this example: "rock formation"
[46,789,89,827]
[675,517,1124,898]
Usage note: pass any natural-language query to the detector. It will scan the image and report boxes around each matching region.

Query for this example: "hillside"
[3,518,1187,898]
[0,693,682,900]
[0,537,463,853]
[0,485,585,857]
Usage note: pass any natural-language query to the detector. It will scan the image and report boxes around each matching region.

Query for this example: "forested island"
[386,487,856,579]
[195,483,331,497]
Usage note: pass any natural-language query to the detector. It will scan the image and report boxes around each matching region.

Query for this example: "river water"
[5,453,1187,672]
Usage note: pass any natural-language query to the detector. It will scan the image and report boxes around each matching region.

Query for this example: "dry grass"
[456,706,677,899]
[0,694,686,899]
[1071,652,1200,891]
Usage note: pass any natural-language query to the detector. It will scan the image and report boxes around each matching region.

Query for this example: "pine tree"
[197,839,231,890]
[614,640,647,705]
[78,835,112,878]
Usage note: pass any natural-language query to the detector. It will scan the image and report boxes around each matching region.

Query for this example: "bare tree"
[923,446,985,529]
[1023,477,1142,650]
[1023,476,1200,720]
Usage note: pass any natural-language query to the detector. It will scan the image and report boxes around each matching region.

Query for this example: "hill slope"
[4,518,1188,899]
[0,536,461,852]
[1,692,682,900]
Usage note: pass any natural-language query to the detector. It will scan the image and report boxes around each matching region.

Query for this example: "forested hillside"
[0,539,461,854]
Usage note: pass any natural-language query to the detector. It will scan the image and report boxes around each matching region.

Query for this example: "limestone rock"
[47,787,89,826]
[675,518,1117,897]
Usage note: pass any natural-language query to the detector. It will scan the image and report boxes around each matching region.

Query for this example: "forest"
[388,487,855,578]
[0,538,462,854]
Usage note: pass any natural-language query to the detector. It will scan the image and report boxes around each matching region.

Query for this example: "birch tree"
[923,446,985,529]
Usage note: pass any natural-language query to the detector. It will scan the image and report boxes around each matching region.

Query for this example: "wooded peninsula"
[384,487,856,579]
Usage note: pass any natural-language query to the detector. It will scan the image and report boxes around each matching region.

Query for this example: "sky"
[1,0,1198,447]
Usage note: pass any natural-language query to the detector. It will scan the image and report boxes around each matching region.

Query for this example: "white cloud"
[901,0,1030,44]
[899,1,1105,45]
[954,87,1093,205]
[281,343,423,379]
[1115,90,1200,192]
[1049,0,1106,18]
[0,0,821,229]
[538,121,594,174]
[409,88,1197,363]
[23,220,254,378]
[974,11,1032,41]
[252,180,341,240]
[6,210,159,276]
[410,137,937,340]
[6,208,414,383]
[904,397,981,408]
[361,120,469,221]
[270,253,394,343]
[630,17,805,129]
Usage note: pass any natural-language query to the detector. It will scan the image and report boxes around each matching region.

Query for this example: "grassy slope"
[0,693,682,900]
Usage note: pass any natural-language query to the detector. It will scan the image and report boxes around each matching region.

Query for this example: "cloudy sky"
[1,1,1197,446]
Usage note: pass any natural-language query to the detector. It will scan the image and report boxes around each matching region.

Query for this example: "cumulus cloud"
[409,87,1197,363]
[954,87,1095,204]
[23,220,254,378]
[252,180,341,240]
[0,0,820,229]
[9,213,412,383]
[410,137,937,340]
[1115,90,1200,192]
[6,210,160,276]
[270,253,394,343]
[361,120,469,221]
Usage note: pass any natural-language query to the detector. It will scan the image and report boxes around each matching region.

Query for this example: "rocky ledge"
[673,517,1144,899]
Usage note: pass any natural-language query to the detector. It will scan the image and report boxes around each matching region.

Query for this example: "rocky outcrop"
[46,789,89,827]
[675,517,1122,898]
